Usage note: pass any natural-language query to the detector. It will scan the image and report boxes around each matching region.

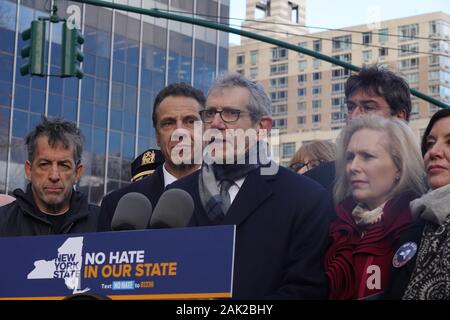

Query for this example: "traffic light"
[20,20,46,76]
[61,21,84,79]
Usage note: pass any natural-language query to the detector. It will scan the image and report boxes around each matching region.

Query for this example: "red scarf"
[325,193,416,300]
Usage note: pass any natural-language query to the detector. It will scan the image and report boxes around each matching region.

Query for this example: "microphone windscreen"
[111,192,153,231]
[149,189,194,228]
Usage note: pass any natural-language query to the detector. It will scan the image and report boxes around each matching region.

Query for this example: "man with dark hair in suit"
[97,83,205,231]
[167,73,332,299]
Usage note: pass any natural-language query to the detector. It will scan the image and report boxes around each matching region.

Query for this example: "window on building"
[270,90,288,102]
[428,20,449,38]
[399,43,419,56]
[297,116,306,125]
[411,102,419,117]
[429,70,440,81]
[312,114,321,124]
[312,72,321,81]
[272,104,287,116]
[269,77,288,88]
[378,28,389,43]
[398,24,419,41]
[332,35,352,51]
[428,40,449,53]
[332,97,345,109]
[289,2,299,23]
[332,68,350,79]
[313,40,322,52]
[379,47,388,57]
[362,50,372,62]
[398,58,419,70]
[313,58,321,68]
[404,72,419,84]
[331,112,346,123]
[272,47,288,61]
[312,86,322,96]
[332,83,345,94]
[282,142,296,158]
[250,67,258,79]
[298,60,307,71]
[363,32,372,45]
[297,88,307,97]
[312,100,321,112]
[297,101,306,113]
[255,0,270,19]
[270,63,288,75]
[250,50,259,65]
[236,53,245,65]
[298,42,307,57]
[429,103,440,115]
[429,55,439,66]
[297,74,307,83]
[332,53,352,63]
[429,84,440,95]
[274,118,287,130]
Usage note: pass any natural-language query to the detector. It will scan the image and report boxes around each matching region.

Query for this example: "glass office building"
[0,0,229,204]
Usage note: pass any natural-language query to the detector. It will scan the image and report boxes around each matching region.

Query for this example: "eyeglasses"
[199,107,248,123]
[344,101,383,114]
[290,160,324,172]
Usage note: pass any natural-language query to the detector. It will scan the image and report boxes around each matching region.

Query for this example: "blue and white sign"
[0,226,236,299]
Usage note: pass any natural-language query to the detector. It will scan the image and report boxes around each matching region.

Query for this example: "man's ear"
[395,110,407,120]
[257,116,273,132]
[24,160,32,181]
[256,116,273,140]
[156,130,161,147]
[75,164,84,184]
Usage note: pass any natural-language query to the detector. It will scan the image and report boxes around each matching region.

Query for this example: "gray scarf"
[410,184,450,225]
[198,142,267,223]
[402,184,450,300]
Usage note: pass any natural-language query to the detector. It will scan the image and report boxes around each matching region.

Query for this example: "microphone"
[111,192,153,231]
[149,189,194,228]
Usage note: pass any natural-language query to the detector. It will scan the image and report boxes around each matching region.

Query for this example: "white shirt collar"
[162,163,201,187]
[162,163,178,188]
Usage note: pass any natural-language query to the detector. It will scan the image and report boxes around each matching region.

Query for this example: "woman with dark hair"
[395,108,450,300]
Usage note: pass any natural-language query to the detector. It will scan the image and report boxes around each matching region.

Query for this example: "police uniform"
[130,149,164,182]
[97,149,165,231]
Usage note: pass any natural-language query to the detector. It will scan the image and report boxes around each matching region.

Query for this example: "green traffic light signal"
[61,22,84,79]
[20,20,46,76]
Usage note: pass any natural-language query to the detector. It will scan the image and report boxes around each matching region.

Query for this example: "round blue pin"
[393,242,417,268]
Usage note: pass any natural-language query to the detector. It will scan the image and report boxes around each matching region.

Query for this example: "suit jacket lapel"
[222,168,275,226]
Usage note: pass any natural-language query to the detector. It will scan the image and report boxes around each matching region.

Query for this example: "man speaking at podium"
[168,74,332,299]
[97,83,205,231]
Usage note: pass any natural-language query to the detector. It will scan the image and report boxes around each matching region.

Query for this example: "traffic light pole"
[71,0,448,109]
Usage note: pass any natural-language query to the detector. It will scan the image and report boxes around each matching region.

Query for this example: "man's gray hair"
[207,73,272,123]
[25,117,84,165]
[334,114,427,205]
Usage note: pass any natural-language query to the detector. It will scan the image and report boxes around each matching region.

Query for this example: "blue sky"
[229,0,450,44]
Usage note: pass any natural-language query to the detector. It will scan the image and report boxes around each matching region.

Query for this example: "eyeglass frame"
[290,159,324,172]
[344,100,391,115]
[199,107,250,124]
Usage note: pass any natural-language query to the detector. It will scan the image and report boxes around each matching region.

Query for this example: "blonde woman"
[325,115,426,300]
[289,140,336,174]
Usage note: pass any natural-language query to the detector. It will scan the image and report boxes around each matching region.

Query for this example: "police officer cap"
[131,149,164,182]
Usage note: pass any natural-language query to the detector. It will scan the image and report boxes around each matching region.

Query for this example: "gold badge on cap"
[141,150,155,165]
